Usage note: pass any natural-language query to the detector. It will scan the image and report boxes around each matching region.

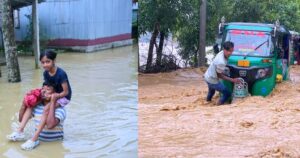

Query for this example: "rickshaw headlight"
[256,68,269,79]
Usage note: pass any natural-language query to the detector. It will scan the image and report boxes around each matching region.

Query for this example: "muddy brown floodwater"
[0,45,137,158]
[139,65,300,158]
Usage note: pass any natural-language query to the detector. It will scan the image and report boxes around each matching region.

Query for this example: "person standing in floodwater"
[22,50,72,150]
[204,41,240,105]
[37,49,72,133]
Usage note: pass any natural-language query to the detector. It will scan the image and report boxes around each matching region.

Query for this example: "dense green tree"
[176,0,199,67]
[177,0,300,66]
[176,0,233,66]
[139,0,300,69]
[139,0,181,71]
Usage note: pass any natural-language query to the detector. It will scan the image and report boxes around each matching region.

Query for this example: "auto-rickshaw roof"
[225,22,290,35]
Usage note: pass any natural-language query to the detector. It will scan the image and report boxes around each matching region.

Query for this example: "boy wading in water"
[7,50,72,150]
[7,82,67,150]
[204,41,241,105]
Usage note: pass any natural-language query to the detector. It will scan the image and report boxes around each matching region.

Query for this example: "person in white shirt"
[204,41,241,105]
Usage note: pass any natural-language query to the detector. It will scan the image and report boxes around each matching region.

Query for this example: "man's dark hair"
[42,81,57,92]
[223,41,234,51]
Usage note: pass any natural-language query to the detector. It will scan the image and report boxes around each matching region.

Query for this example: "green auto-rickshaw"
[214,20,291,97]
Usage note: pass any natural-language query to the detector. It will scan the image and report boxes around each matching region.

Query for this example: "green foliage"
[262,0,300,31]
[227,0,300,30]
[176,0,300,66]
[16,40,33,55]
[139,0,186,72]
[139,0,300,67]
[139,0,181,36]
[176,0,199,66]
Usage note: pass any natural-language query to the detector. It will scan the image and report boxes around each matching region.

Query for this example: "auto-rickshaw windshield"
[225,30,273,57]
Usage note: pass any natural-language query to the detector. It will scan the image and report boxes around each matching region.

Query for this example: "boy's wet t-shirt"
[32,104,65,141]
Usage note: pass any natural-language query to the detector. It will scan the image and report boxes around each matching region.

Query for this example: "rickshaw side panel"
[251,73,276,96]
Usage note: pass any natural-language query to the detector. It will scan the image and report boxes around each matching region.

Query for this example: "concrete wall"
[13,0,133,52]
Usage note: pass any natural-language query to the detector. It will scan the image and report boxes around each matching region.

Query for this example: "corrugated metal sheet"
[14,0,132,41]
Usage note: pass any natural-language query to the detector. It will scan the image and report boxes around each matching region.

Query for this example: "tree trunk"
[198,0,206,67]
[0,29,2,77]
[0,0,21,82]
[194,49,198,67]
[156,31,165,66]
[146,23,159,71]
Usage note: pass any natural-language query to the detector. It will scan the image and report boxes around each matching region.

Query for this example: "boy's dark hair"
[42,81,57,92]
[223,41,234,51]
[40,50,57,61]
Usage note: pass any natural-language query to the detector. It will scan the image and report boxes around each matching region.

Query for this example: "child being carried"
[7,81,68,150]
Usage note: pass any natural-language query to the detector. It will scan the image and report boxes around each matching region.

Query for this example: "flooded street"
[0,45,138,158]
[139,65,300,157]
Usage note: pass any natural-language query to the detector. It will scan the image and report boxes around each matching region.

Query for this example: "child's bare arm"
[19,101,27,122]
[59,82,69,98]
[51,82,69,103]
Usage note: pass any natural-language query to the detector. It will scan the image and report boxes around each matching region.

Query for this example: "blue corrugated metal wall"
[14,0,132,41]
[86,0,132,39]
